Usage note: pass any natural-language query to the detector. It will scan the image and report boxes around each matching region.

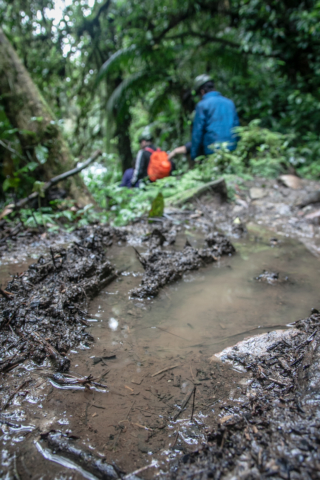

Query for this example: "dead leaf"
[219,415,234,424]
[0,206,13,220]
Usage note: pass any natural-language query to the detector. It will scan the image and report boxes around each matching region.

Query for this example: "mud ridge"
[0,228,120,373]
[132,232,235,298]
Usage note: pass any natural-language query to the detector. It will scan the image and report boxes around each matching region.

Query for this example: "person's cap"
[138,127,153,142]
[193,74,213,93]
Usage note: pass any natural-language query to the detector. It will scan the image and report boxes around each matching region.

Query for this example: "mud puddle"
[1,226,320,479]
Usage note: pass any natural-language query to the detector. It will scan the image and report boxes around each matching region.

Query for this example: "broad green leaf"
[3,177,20,191]
[35,145,49,164]
[148,192,164,217]
[32,181,46,197]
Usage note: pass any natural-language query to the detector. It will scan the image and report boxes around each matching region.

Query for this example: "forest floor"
[1,175,320,479]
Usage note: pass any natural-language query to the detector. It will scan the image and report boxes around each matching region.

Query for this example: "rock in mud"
[0,232,116,372]
[131,232,235,298]
[249,187,267,200]
[305,208,320,224]
[297,189,320,208]
[255,270,279,284]
[278,174,302,190]
[205,232,236,253]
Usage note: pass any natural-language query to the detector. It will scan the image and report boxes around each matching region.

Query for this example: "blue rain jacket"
[191,91,240,160]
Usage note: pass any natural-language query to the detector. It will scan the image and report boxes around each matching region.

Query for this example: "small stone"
[279,174,302,189]
[131,377,143,385]
[305,208,320,223]
[249,187,267,200]
[138,442,149,453]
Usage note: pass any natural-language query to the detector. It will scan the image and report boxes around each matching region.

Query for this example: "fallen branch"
[151,364,180,377]
[8,149,102,210]
[169,178,228,207]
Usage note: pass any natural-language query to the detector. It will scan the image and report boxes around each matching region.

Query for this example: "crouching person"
[120,129,174,188]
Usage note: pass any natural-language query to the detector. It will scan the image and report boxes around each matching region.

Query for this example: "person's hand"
[168,149,176,161]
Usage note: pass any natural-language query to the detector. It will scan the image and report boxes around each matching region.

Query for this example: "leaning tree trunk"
[0,28,92,205]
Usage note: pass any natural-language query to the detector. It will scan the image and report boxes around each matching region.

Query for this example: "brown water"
[88,228,320,359]
[1,227,320,479]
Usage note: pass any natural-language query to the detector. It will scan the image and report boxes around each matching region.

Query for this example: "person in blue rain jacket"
[191,74,240,161]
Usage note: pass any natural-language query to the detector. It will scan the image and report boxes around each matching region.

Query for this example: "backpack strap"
[144,147,155,153]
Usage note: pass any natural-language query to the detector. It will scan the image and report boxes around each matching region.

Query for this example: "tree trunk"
[0,28,92,205]
[115,110,133,172]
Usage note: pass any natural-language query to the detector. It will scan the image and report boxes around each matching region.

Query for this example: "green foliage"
[149,192,164,217]
[81,121,294,226]
[207,120,291,178]
[1,0,320,214]
[2,201,104,233]
[32,181,46,198]
[35,145,49,164]
[3,177,20,192]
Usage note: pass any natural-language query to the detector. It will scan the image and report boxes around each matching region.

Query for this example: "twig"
[191,386,196,421]
[2,380,30,410]
[291,355,304,366]
[9,149,102,210]
[132,422,152,431]
[26,196,41,231]
[0,288,14,300]
[126,400,136,420]
[114,400,136,447]
[13,453,21,480]
[151,364,180,377]
[268,377,290,387]
[190,363,196,383]
[171,430,179,449]
[156,326,188,341]
[220,430,227,449]
[84,402,90,425]
[50,247,56,269]
[0,139,24,160]
[173,387,195,421]
[132,247,147,268]
[123,462,157,479]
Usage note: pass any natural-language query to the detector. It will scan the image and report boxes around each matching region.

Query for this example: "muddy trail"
[1,176,320,479]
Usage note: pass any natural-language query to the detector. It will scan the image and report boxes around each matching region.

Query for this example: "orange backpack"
[145,147,172,182]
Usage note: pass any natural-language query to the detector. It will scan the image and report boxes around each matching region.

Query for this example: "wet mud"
[0,229,118,374]
[173,313,320,479]
[0,226,240,479]
[1,184,320,478]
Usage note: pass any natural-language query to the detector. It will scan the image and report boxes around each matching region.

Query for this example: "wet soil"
[173,313,320,479]
[1,176,320,479]
[194,176,320,256]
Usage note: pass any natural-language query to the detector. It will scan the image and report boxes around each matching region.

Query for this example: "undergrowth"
[1,120,315,229]
[82,120,297,226]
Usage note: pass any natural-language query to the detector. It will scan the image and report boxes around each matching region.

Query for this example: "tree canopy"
[1,0,320,207]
